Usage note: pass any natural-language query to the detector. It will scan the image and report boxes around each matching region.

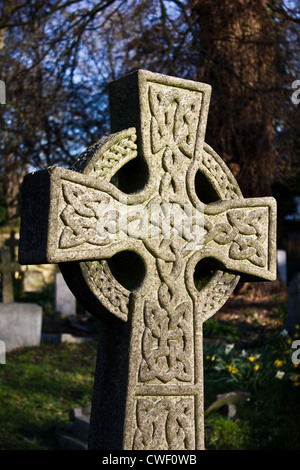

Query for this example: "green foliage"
[204,319,239,341]
[0,341,97,450]
[272,303,287,319]
[204,322,300,450]
[206,415,252,450]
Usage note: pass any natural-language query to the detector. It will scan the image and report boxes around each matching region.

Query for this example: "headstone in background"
[5,230,19,262]
[55,272,76,317]
[19,70,277,450]
[0,234,43,353]
[23,269,45,293]
[0,249,20,303]
[58,405,91,450]
[285,272,300,335]
[0,303,42,352]
[277,249,287,284]
[0,340,5,364]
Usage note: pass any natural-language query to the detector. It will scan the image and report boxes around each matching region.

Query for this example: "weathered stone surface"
[55,272,76,316]
[19,70,277,450]
[0,303,42,351]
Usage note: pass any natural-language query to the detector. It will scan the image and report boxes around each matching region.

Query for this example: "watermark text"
[291,80,300,105]
[0,80,5,104]
[292,339,300,365]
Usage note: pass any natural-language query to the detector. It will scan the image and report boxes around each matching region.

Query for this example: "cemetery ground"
[0,283,299,451]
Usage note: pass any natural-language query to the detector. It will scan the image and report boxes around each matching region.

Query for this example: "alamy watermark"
[0,340,6,364]
[291,80,300,105]
[62,182,206,250]
[292,339,300,365]
[0,80,5,104]
[92,197,205,250]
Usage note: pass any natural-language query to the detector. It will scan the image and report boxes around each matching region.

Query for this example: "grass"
[0,341,97,450]
[0,290,299,450]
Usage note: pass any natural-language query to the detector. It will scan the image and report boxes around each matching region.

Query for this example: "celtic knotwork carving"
[59,183,110,248]
[71,129,137,179]
[138,129,194,384]
[143,144,204,260]
[83,260,130,317]
[138,297,193,383]
[88,132,137,180]
[227,209,267,266]
[75,129,138,322]
[200,145,242,200]
[149,83,201,158]
[198,271,240,318]
[133,397,194,450]
[204,208,267,267]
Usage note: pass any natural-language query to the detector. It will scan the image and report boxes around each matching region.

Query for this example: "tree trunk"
[3,153,27,227]
[191,0,284,198]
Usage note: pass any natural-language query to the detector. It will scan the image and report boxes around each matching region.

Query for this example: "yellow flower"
[287,338,292,345]
[274,360,283,368]
[205,355,210,360]
[226,365,238,374]
[296,325,300,330]
[290,374,300,387]
[253,364,260,371]
[248,356,255,362]
[294,333,299,338]
[293,363,299,369]
[211,355,216,361]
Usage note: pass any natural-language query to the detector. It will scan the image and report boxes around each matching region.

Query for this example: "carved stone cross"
[5,231,19,262]
[19,70,276,450]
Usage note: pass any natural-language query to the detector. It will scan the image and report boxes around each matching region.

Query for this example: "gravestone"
[23,269,45,293]
[0,236,42,352]
[0,303,42,352]
[5,231,19,262]
[0,340,5,364]
[55,271,76,317]
[19,70,277,450]
[277,249,287,284]
[0,249,20,303]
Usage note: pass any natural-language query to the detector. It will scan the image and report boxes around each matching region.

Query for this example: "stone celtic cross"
[19,70,276,450]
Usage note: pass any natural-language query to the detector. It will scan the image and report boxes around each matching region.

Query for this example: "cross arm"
[203,197,277,281]
[18,165,142,265]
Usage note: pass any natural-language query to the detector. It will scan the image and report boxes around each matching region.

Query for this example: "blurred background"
[0,0,299,451]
